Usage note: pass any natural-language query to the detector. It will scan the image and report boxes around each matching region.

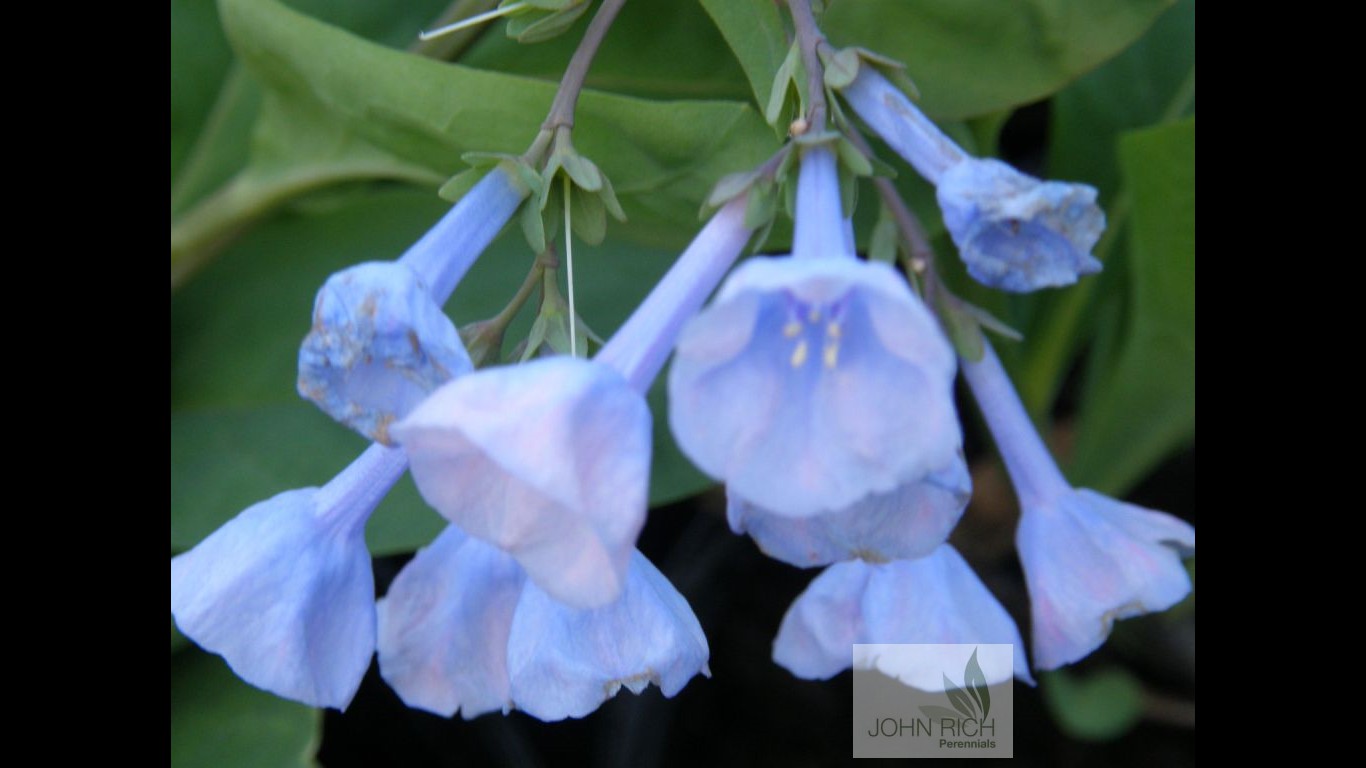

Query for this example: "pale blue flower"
[771,544,1033,685]
[842,68,1104,292]
[391,198,755,608]
[727,455,970,567]
[376,525,526,718]
[669,148,960,517]
[377,528,709,721]
[299,168,527,441]
[170,443,408,710]
[962,341,1195,670]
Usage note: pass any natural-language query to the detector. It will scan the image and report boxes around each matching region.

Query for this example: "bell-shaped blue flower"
[377,530,709,722]
[842,67,1104,292]
[377,525,525,718]
[299,168,527,442]
[391,198,755,609]
[669,147,960,517]
[507,550,710,721]
[170,443,408,710]
[772,545,1033,686]
[962,341,1195,670]
[727,454,970,567]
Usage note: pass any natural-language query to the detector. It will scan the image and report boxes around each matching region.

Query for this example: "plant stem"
[542,0,628,130]
[491,254,549,330]
[785,0,828,132]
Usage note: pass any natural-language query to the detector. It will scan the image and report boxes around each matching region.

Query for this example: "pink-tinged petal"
[506,551,710,721]
[393,357,650,608]
[376,526,525,719]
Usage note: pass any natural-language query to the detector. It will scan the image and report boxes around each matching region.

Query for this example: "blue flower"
[298,168,527,442]
[377,526,709,721]
[390,198,755,608]
[170,443,408,710]
[962,341,1194,670]
[727,454,970,567]
[668,147,960,516]
[772,544,1034,686]
[842,67,1105,292]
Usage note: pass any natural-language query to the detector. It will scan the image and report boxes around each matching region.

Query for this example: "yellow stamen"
[790,340,809,368]
[823,343,839,369]
[826,321,842,339]
[808,307,822,323]
[783,320,802,338]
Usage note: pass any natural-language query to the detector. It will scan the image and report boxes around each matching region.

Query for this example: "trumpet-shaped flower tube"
[772,545,1033,686]
[170,443,408,710]
[727,455,970,567]
[842,68,1104,292]
[393,198,755,608]
[669,148,960,517]
[962,341,1195,670]
[299,168,527,441]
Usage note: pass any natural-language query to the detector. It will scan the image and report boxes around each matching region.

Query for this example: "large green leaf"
[1068,118,1194,492]
[462,0,753,100]
[215,0,775,250]
[171,649,320,768]
[1014,0,1194,417]
[1039,667,1145,742]
[698,0,790,108]
[172,185,717,555]
[819,0,1177,120]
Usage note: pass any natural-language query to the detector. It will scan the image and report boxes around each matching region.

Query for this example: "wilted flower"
[961,341,1194,669]
[170,444,408,710]
[842,67,1104,292]
[377,525,709,721]
[772,544,1033,686]
[391,197,755,608]
[669,147,960,517]
[298,168,528,441]
[727,454,970,568]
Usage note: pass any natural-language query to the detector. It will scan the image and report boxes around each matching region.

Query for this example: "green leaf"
[743,181,777,230]
[216,0,776,251]
[171,649,320,768]
[1069,118,1194,493]
[1040,667,1145,742]
[698,0,789,106]
[822,46,862,90]
[868,205,898,264]
[507,0,591,44]
[820,0,1178,120]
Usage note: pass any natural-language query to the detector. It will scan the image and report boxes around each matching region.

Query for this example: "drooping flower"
[727,454,970,568]
[298,167,528,442]
[391,197,755,608]
[772,544,1033,686]
[170,443,408,710]
[377,527,710,721]
[841,67,1104,292]
[669,147,960,517]
[961,341,1195,670]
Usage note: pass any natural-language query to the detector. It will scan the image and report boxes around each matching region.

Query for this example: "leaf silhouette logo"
[918,647,991,722]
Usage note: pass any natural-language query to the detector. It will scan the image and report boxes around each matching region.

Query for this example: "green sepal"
[837,160,858,219]
[438,167,484,203]
[765,40,801,127]
[821,46,862,89]
[792,129,843,147]
[869,204,899,264]
[560,151,603,192]
[744,179,778,230]
[835,136,873,177]
[597,172,627,221]
[507,1,591,44]
[520,197,547,254]
[569,183,607,245]
[706,168,761,211]
[929,285,986,362]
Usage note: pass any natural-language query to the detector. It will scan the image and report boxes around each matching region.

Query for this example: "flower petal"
[774,547,1033,685]
[938,158,1104,292]
[729,456,970,567]
[169,489,377,710]
[506,551,710,721]
[393,356,650,608]
[376,525,524,718]
[298,262,471,444]
[670,256,959,516]
[1017,490,1194,670]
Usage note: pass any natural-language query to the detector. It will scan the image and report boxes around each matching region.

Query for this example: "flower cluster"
[171,167,753,716]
